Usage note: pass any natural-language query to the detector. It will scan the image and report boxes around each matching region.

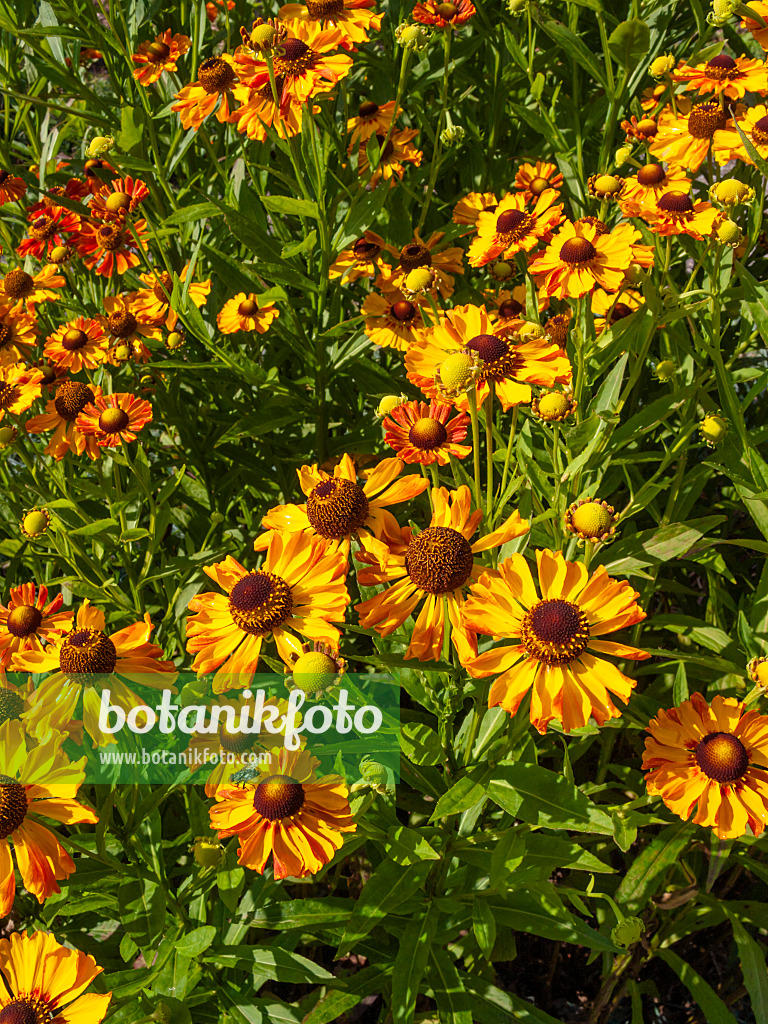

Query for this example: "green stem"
[416,29,452,234]
[498,406,519,512]
[468,385,482,512]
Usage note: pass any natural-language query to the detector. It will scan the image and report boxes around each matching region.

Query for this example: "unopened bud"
[715,217,744,248]
[396,23,430,48]
[710,178,755,207]
[87,135,114,158]
[654,359,676,382]
[708,0,739,26]
[376,394,407,418]
[611,916,644,949]
[440,125,465,148]
[250,23,276,49]
[700,413,728,446]
[615,146,633,166]
[489,260,514,281]
[192,837,224,870]
[649,54,675,78]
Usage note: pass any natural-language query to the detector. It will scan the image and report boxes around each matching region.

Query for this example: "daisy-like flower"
[621,114,658,143]
[172,53,239,131]
[734,104,768,164]
[643,693,768,840]
[485,284,549,322]
[89,176,150,221]
[357,129,423,188]
[132,30,191,86]
[383,398,470,465]
[217,293,280,335]
[591,288,643,334]
[529,220,633,300]
[452,191,499,227]
[514,160,564,201]
[13,600,177,746]
[641,190,718,240]
[468,190,563,268]
[649,102,743,172]
[673,54,768,99]
[209,745,356,878]
[76,392,153,448]
[355,485,529,662]
[130,265,211,323]
[406,303,571,411]
[412,0,476,27]
[0,930,111,1024]
[329,231,395,283]
[346,99,400,146]
[44,316,108,372]
[101,293,165,354]
[229,77,307,141]
[744,2,768,49]
[0,265,64,313]
[278,0,383,50]
[361,288,431,350]
[0,363,44,423]
[256,452,428,563]
[25,380,103,460]
[0,305,37,366]
[235,22,352,116]
[186,532,349,693]
[376,231,464,300]
[16,204,81,260]
[0,170,26,206]
[462,550,650,734]
[72,216,148,277]
[0,720,99,915]
[0,582,72,669]
[618,161,692,217]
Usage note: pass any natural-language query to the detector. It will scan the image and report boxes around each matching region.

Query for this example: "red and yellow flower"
[44,316,108,372]
[649,102,743,172]
[529,220,633,300]
[72,217,149,277]
[278,0,383,50]
[468,190,563,268]
[514,160,564,201]
[25,380,103,460]
[172,53,240,130]
[641,190,718,240]
[76,392,153,448]
[329,231,396,283]
[361,288,431,350]
[132,29,191,86]
[591,288,643,334]
[376,231,464,300]
[0,583,72,670]
[346,99,400,146]
[412,0,476,27]
[0,363,43,422]
[0,265,64,313]
[0,170,26,206]
[673,53,768,99]
[88,176,150,221]
[452,191,499,228]
[217,293,280,334]
[130,265,211,323]
[382,398,470,465]
[0,305,37,366]
[357,128,422,188]
[16,204,81,260]
[618,161,692,217]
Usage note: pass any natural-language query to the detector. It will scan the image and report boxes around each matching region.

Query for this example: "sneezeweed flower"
[407,303,571,411]
[131,265,211,322]
[395,22,431,48]
[468,190,563,268]
[564,499,618,544]
[700,412,728,446]
[654,358,677,382]
[709,178,755,207]
[165,330,186,352]
[620,116,657,143]
[101,293,165,353]
[0,363,43,422]
[132,30,191,86]
[329,231,395,283]
[0,582,72,669]
[361,289,431,350]
[412,0,476,28]
[86,135,114,158]
[714,216,745,249]
[641,190,718,240]
[355,485,530,662]
[285,641,345,696]
[376,232,465,300]
[515,160,563,201]
[0,930,111,1023]
[643,693,768,839]
[256,453,428,560]
[0,305,37,366]
[0,720,99,915]
[382,398,471,465]
[591,288,642,334]
[186,533,349,693]
[89,176,150,221]
[743,2,768,48]
[346,99,400,146]
[76,393,153,448]
[0,265,64,312]
[47,242,75,267]
[587,173,625,201]
[83,157,117,193]
[44,317,108,372]
[230,78,307,141]
[649,54,676,78]
[357,129,423,187]
[25,380,103,461]
[20,507,51,540]
[673,53,768,99]
[619,161,692,217]
[172,53,239,131]
[278,0,383,50]
[531,389,577,423]
[73,216,149,276]
[209,745,356,879]
[0,170,26,206]
[442,125,465,147]
[217,293,280,335]
[529,220,633,300]
[452,191,499,227]
[14,600,177,745]
[375,394,408,418]
[16,204,81,260]
[542,311,571,346]
[649,102,743,172]
[463,550,650,734]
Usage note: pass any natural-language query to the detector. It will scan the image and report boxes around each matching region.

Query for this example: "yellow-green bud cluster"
[440,125,465,148]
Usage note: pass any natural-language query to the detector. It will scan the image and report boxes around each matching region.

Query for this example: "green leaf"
[385,825,441,865]
[726,913,768,1021]
[261,194,320,219]
[247,898,353,930]
[68,518,120,537]
[460,974,567,1024]
[120,528,151,543]
[117,104,145,152]
[487,763,614,834]
[392,904,439,1024]
[489,888,620,952]
[202,946,334,984]
[400,721,443,765]
[164,202,221,226]
[615,823,690,914]
[281,230,317,258]
[429,767,494,821]
[657,949,739,1024]
[607,19,651,68]
[426,948,474,1024]
[673,662,689,704]
[534,15,608,90]
[174,925,216,957]
[473,898,496,958]
[118,877,167,957]
[736,262,768,350]
[337,859,433,955]
[490,830,525,891]
[601,516,727,574]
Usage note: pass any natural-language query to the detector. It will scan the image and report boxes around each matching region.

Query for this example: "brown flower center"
[637,163,666,186]
[559,236,597,264]
[62,328,88,351]
[545,313,571,345]
[306,477,369,538]
[751,114,768,146]
[705,54,737,80]
[147,40,171,62]
[0,382,17,410]
[405,526,474,594]
[238,299,259,316]
[695,732,749,783]
[498,298,523,319]
[0,690,24,726]
[3,269,34,299]
[528,176,551,195]
[610,302,633,322]
[219,719,253,754]
[108,310,138,338]
[0,999,53,1024]
[0,324,11,349]
[391,300,417,323]
[409,416,448,450]
[228,571,293,636]
[0,776,27,841]
[496,207,534,243]
[687,102,727,139]
[30,215,56,241]
[197,56,236,93]
[97,224,125,251]
[152,272,173,302]
[99,407,130,433]
[358,100,379,117]
[0,171,8,184]
[657,190,694,214]
[6,604,42,638]
[274,37,317,76]
[467,332,506,363]
[399,243,432,271]
[59,627,118,681]
[435,1,457,15]
[353,237,381,262]
[305,0,345,18]
[253,774,305,820]
[54,381,94,421]
[520,599,590,666]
